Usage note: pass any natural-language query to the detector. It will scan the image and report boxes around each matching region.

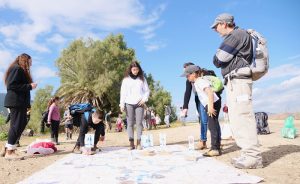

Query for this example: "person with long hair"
[181,65,222,157]
[47,96,61,145]
[1,53,37,160]
[120,61,150,150]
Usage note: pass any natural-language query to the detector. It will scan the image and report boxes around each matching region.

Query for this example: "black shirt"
[4,65,32,108]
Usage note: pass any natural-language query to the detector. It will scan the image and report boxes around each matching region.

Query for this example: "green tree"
[56,34,135,113]
[28,85,54,132]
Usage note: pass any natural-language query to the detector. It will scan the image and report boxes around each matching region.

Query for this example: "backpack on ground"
[255,112,270,134]
[246,29,269,81]
[281,115,298,139]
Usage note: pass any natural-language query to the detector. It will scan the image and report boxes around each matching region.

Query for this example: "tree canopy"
[28,85,54,132]
[55,34,175,120]
[56,34,134,113]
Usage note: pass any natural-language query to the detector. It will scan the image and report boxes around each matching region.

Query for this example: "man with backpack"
[211,13,263,169]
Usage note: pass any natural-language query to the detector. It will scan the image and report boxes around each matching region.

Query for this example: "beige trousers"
[226,78,261,160]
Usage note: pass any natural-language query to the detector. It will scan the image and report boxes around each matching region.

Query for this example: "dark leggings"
[76,114,105,147]
[206,94,222,150]
[50,120,60,141]
[7,108,28,145]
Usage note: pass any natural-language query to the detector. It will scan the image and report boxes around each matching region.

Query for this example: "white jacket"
[119,77,150,108]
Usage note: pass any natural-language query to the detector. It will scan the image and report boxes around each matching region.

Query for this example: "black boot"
[128,139,135,150]
[55,137,60,145]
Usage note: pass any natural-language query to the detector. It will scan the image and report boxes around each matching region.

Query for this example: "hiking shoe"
[203,149,221,157]
[91,146,101,152]
[195,141,207,150]
[136,140,142,150]
[136,144,142,150]
[232,157,263,169]
[4,151,25,161]
[73,146,82,154]
[128,140,135,150]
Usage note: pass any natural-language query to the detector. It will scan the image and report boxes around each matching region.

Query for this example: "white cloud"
[138,21,164,40]
[287,54,300,60]
[145,42,166,52]
[0,0,166,52]
[0,50,14,70]
[258,63,300,82]
[0,25,19,37]
[32,66,57,81]
[253,74,300,113]
[46,34,66,45]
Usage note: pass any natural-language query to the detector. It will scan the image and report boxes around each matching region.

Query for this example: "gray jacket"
[213,27,253,78]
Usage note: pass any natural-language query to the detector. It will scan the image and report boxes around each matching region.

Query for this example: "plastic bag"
[281,116,297,139]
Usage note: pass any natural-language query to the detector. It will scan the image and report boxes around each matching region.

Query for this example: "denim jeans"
[195,95,208,141]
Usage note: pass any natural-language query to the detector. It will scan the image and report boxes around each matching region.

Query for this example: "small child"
[116,114,123,132]
[181,65,222,157]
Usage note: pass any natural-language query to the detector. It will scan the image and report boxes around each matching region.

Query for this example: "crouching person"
[73,109,105,154]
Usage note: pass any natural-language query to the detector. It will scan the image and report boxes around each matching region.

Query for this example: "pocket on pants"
[235,80,253,115]
[236,94,252,115]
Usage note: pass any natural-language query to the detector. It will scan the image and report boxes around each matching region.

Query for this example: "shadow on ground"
[262,145,300,167]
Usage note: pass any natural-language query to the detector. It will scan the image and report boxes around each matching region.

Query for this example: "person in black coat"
[1,53,37,160]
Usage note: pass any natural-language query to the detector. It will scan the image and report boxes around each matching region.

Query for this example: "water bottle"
[188,136,195,151]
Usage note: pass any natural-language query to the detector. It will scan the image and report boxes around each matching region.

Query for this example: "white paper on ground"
[19,145,263,184]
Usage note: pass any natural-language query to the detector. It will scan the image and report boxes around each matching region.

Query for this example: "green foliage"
[55,34,175,121]
[28,85,54,132]
[0,114,8,140]
[0,132,8,141]
[56,34,135,113]
[145,74,177,122]
[0,115,5,126]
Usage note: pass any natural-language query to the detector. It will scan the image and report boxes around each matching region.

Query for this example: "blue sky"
[1,0,300,116]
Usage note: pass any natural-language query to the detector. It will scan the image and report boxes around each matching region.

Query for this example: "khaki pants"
[226,78,261,160]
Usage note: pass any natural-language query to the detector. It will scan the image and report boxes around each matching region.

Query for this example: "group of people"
[179,13,262,169]
[143,107,163,130]
[1,13,263,169]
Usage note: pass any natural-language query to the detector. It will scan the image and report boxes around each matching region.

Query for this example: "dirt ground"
[0,120,299,184]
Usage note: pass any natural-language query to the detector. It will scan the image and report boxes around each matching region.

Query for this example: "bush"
[0,115,6,126]
[0,132,8,141]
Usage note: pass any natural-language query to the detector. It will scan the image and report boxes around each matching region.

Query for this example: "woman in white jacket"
[120,61,150,150]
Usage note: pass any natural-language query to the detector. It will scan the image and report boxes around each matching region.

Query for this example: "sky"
[1,0,300,117]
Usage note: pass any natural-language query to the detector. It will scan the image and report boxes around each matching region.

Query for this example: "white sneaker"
[232,157,263,169]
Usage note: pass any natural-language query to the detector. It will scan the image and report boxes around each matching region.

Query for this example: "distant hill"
[0,93,8,116]
[268,112,300,120]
